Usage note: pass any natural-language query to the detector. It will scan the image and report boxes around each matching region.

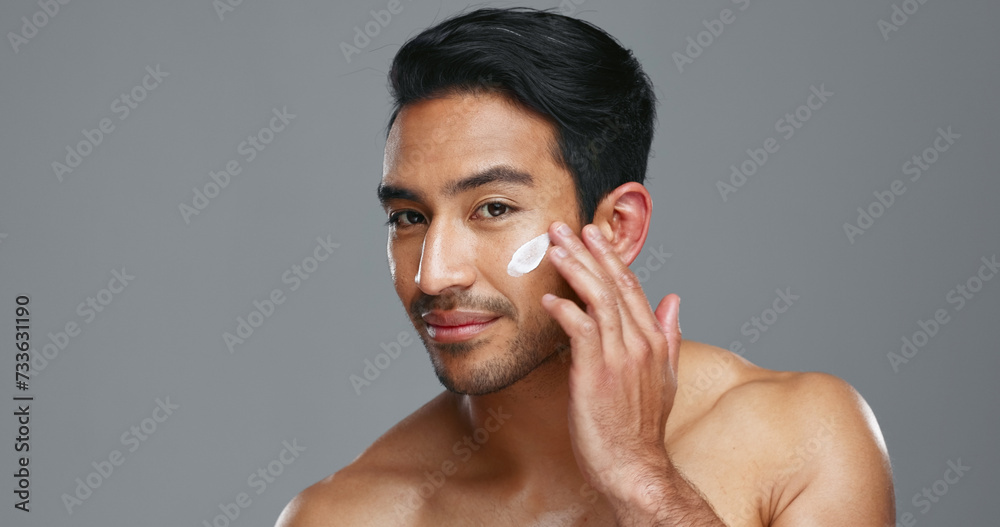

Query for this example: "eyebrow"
[376,165,535,207]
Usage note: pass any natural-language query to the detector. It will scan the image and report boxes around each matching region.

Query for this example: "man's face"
[379,92,581,395]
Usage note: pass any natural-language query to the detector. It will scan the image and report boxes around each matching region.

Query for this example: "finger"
[547,225,635,361]
[653,294,682,379]
[547,222,628,329]
[546,243,632,362]
[579,223,666,343]
[541,292,603,369]
[548,222,619,295]
[550,221,656,365]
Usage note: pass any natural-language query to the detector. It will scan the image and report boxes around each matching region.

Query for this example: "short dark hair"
[386,7,657,225]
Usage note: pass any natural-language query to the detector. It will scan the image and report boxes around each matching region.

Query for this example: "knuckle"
[630,339,653,358]
[565,258,586,274]
[594,288,619,309]
[566,236,586,253]
[600,270,617,288]
[615,268,640,290]
[578,319,599,338]
[554,298,576,316]
[598,316,621,337]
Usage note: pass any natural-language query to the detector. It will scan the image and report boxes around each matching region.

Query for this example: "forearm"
[609,462,727,527]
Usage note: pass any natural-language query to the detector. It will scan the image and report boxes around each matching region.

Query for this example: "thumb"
[654,293,681,375]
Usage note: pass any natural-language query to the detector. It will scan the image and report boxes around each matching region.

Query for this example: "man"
[278,7,894,526]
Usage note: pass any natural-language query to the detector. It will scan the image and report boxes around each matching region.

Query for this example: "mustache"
[410,292,518,319]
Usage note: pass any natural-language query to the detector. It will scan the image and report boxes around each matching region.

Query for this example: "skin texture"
[276,93,895,526]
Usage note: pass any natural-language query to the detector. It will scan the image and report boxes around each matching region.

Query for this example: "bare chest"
[405,445,777,527]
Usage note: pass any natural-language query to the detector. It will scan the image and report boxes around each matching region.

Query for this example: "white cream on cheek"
[507,232,551,277]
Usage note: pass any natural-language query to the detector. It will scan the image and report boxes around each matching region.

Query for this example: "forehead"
[382,92,564,186]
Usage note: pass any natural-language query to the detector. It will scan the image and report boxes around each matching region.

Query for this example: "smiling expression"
[379,92,583,395]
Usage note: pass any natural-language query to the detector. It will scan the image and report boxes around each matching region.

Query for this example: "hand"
[541,221,682,505]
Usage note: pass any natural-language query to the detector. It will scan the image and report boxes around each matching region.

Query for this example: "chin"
[428,345,526,395]
[434,367,526,396]
[425,329,566,396]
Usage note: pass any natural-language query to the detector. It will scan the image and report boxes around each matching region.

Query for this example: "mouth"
[421,311,501,343]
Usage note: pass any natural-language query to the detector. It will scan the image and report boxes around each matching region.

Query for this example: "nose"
[414,220,477,296]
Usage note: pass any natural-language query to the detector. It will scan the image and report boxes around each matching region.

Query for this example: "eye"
[385,210,425,227]
[476,202,513,219]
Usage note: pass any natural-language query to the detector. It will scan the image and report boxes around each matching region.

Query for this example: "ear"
[590,182,652,266]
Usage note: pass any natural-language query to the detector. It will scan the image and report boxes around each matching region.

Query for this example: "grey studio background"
[0,0,997,525]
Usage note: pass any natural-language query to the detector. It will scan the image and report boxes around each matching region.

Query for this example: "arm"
[609,460,727,526]
[617,375,896,527]
[540,213,894,526]
[769,373,895,527]
[540,216,726,526]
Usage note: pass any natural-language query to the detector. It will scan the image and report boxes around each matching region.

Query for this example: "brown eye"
[481,202,508,217]
[386,210,425,226]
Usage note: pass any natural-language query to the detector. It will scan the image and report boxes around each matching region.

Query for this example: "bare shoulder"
[275,392,459,527]
[677,340,894,524]
[679,340,889,448]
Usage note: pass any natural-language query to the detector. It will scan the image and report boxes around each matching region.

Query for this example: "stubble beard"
[419,308,568,396]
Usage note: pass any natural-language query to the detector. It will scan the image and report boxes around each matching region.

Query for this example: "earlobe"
[593,182,652,266]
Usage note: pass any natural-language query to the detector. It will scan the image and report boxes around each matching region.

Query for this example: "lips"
[421,311,500,342]
[422,311,498,326]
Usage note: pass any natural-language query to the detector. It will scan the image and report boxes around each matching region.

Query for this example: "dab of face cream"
[507,233,551,277]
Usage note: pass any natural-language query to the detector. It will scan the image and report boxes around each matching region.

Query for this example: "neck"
[451,353,583,482]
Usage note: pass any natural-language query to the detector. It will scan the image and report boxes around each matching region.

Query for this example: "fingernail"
[557,223,572,236]
[552,246,568,258]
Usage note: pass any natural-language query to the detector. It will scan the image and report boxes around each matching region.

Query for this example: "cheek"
[495,234,562,301]
[506,232,551,278]
[386,238,397,280]
[387,236,419,285]
[388,230,551,291]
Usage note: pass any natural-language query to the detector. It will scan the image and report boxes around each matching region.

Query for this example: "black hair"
[386,7,657,225]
